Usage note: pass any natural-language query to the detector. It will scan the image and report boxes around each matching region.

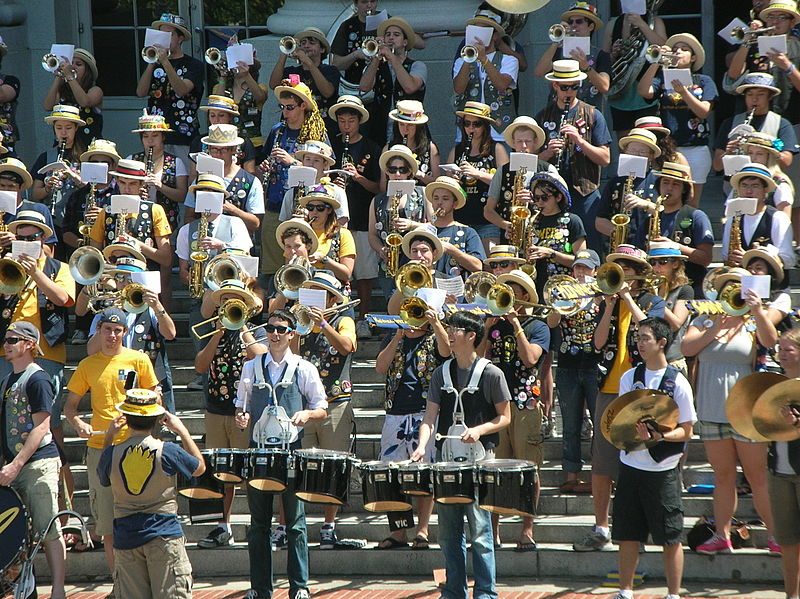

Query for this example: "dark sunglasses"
[490,260,513,269]
[649,258,675,266]
[386,166,410,174]
[533,193,554,202]
[558,84,580,91]
[567,18,586,25]
[15,232,44,242]
[305,203,330,212]
[279,104,298,111]
[3,337,24,345]
[463,120,483,128]
[264,324,293,334]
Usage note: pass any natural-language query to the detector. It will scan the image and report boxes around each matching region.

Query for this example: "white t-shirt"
[175,214,253,261]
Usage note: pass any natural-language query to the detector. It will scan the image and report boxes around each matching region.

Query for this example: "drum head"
[478,459,537,472]
[248,479,287,492]
[295,491,345,505]
[178,487,224,500]
[295,448,351,460]
[0,487,28,572]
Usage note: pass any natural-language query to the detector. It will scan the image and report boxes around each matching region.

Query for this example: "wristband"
[514,328,526,338]
[158,309,167,316]
[785,63,795,75]
[320,320,329,329]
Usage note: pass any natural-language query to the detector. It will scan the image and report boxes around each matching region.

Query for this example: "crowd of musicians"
[1,1,800,599]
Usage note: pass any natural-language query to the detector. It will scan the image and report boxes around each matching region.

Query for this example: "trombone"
[291,300,361,335]
[644,45,679,67]
[542,275,594,317]
[68,246,107,287]
[464,272,496,305]
[486,283,553,317]
[399,296,430,328]
[685,285,749,317]
[191,298,251,340]
[120,283,148,314]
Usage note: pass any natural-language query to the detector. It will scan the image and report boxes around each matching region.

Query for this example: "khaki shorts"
[769,471,800,546]
[12,456,61,542]
[591,392,620,479]
[302,400,354,452]
[260,210,283,275]
[353,230,380,280]
[86,447,115,537]
[494,404,544,467]
[114,535,192,599]
[204,412,250,449]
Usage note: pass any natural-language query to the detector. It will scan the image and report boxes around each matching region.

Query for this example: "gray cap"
[6,321,43,355]
[572,249,601,269]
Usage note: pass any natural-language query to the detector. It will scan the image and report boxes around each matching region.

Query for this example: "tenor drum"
[432,462,476,504]
[212,448,249,484]
[358,461,411,512]
[478,459,538,517]
[178,449,224,499]
[0,486,30,594]
[294,448,353,505]
[248,448,291,492]
[398,461,433,496]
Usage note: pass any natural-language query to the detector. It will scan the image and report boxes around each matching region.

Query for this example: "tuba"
[69,246,107,286]
[275,256,312,300]
[204,253,244,292]
[395,261,433,298]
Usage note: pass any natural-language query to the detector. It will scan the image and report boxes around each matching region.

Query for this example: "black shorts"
[611,462,683,546]
[609,105,660,133]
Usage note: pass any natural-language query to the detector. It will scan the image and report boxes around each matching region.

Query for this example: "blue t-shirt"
[1,369,58,463]
[631,205,714,249]
[98,441,199,550]
[434,223,486,279]
[653,73,717,147]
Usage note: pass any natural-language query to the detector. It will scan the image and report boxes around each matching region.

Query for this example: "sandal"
[411,535,430,550]
[514,539,537,552]
[62,531,81,549]
[376,536,408,550]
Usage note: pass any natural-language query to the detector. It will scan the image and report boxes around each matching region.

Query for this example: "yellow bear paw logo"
[120,444,157,496]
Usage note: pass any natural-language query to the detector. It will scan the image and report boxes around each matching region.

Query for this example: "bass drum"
[294,448,354,505]
[178,449,224,499]
[478,459,538,517]
[0,486,30,596]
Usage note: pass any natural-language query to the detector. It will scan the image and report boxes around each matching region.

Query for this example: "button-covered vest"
[496,162,552,224]
[128,311,168,382]
[434,222,474,278]
[666,204,706,286]
[250,356,304,445]
[455,152,495,228]
[0,73,18,144]
[235,88,265,147]
[1,364,51,458]
[631,364,685,463]
[487,317,541,409]
[44,147,82,228]
[109,435,176,518]
[102,200,155,246]
[385,332,440,411]
[133,151,179,232]
[540,100,599,197]
[226,168,256,211]
[299,314,353,402]
[453,51,516,132]
[374,188,427,243]
[436,358,497,450]
[206,327,250,416]
[374,57,426,109]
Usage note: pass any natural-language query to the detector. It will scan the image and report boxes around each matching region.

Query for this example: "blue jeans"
[246,488,309,597]
[437,501,497,599]
[556,366,599,473]
[569,189,603,255]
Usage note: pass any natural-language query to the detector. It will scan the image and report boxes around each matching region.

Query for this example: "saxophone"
[727,212,743,267]
[509,166,530,249]
[610,175,634,252]
[189,211,210,298]
[647,194,667,250]
[78,183,97,246]
[384,190,403,277]
[521,206,541,276]
[115,210,129,239]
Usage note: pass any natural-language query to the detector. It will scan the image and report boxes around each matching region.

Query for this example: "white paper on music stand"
[759,33,787,56]
[298,288,326,310]
[725,197,758,217]
[288,165,317,188]
[0,191,17,215]
[81,162,108,184]
[109,195,140,215]
[144,28,171,50]
[195,153,225,178]
[617,154,648,179]
[621,0,646,15]
[718,18,749,45]
[226,43,254,67]
[465,25,493,48]
[231,254,259,279]
[195,191,225,214]
[416,287,447,313]
[11,240,41,260]
[563,36,591,59]
[387,179,416,197]
[434,275,465,299]
[722,154,751,176]
[662,68,693,93]
[741,274,771,299]
[365,10,388,32]
[50,44,74,64]
[130,271,162,295]
[509,153,539,172]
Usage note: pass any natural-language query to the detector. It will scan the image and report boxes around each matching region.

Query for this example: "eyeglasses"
[533,193,554,202]
[386,166,410,174]
[305,203,330,212]
[446,326,466,334]
[490,260,513,269]
[649,258,674,266]
[463,120,482,128]
[566,17,586,25]
[279,104,298,111]
[15,232,44,242]
[558,84,580,91]
[766,14,793,21]
[264,324,293,334]
[3,337,24,345]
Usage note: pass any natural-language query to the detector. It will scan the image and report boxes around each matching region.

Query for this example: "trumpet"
[280,36,298,56]
[205,47,229,75]
[204,253,245,292]
[41,53,60,73]
[460,45,478,63]
[192,298,251,340]
[464,272,496,305]
[644,45,679,67]
[548,23,571,43]
[732,25,776,46]
[291,299,361,335]
[0,258,28,295]
[275,256,312,300]
[69,246,107,287]
[486,283,553,317]
[141,45,165,64]
[121,283,148,314]
[595,262,664,296]
[395,261,433,298]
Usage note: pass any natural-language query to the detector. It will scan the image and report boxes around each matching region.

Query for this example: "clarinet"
[459,134,473,165]
[554,100,570,172]
[263,124,286,188]
[341,134,353,184]
[143,146,155,202]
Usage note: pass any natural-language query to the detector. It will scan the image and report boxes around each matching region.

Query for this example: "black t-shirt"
[146,55,205,146]
[0,73,21,145]
[331,15,369,84]
[1,369,59,463]
[379,333,444,416]
[533,211,586,295]
[330,133,381,231]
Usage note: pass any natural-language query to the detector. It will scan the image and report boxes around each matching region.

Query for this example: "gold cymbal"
[601,389,678,451]
[753,378,800,442]
[486,0,551,14]
[726,372,786,442]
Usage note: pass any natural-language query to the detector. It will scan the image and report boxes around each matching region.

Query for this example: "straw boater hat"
[151,12,191,39]
[741,132,782,158]
[0,157,33,190]
[484,244,526,266]
[545,59,587,83]
[299,182,341,211]
[561,2,604,29]
[188,173,231,197]
[503,116,546,149]
[377,17,418,47]
[742,244,785,284]
[497,269,539,304]
[666,33,705,71]
[210,278,257,309]
[103,239,146,264]
[736,72,781,95]
[425,176,467,210]
[44,104,86,126]
[760,0,800,25]
[80,139,121,164]
[619,128,662,157]
[653,161,695,185]
[634,116,670,136]
[8,210,54,240]
[73,48,99,82]
[107,256,147,277]
[274,78,317,110]
[275,217,319,255]
[466,10,505,36]
[388,100,428,125]
[328,95,369,122]
[110,159,148,181]
[295,27,331,54]
[294,140,335,167]
[117,388,165,418]
[647,240,688,261]
[301,270,344,302]
[131,109,173,133]
[730,162,777,193]
[607,244,650,268]
[529,171,572,209]
[200,95,239,115]
[401,223,443,261]
[713,267,750,294]
[455,101,495,123]
[201,123,244,147]
[379,145,419,176]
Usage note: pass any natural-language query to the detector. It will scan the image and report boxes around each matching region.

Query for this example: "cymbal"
[753,378,800,442]
[601,389,678,451]
[486,0,551,14]
[726,372,786,442]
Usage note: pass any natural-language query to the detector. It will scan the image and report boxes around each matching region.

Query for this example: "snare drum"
[178,449,224,499]
[213,448,249,484]
[358,461,411,512]
[294,448,353,505]
[0,486,30,594]
[432,461,476,504]
[478,459,538,517]
[248,448,291,492]
[398,461,433,496]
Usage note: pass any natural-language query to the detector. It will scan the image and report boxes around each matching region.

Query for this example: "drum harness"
[440,358,489,463]
[251,358,300,451]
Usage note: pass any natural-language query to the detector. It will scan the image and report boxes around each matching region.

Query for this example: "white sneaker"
[293,590,311,599]
[581,415,593,440]
[356,320,371,339]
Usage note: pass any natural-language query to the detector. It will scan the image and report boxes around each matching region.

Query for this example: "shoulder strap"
[278,358,299,388]
[466,357,490,391]
[254,353,268,388]
[442,358,455,391]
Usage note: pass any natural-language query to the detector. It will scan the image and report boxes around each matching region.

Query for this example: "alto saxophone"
[647,194,667,250]
[727,211,743,266]
[189,211,211,298]
[384,190,403,277]
[521,206,541,276]
[610,175,634,252]
[509,166,530,249]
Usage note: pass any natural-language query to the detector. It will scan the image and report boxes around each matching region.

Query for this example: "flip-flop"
[411,535,430,550]
[376,537,408,550]
[515,540,537,552]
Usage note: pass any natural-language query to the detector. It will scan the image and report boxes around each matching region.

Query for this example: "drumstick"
[435,433,464,441]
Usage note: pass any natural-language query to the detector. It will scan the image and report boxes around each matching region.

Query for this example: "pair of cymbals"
[601,389,679,451]
[727,372,800,442]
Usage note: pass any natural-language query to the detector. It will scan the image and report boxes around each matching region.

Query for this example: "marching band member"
[211,58,268,154]
[536,59,611,254]
[633,116,689,170]
[385,227,439,316]
[0,157,58,251]
[191,95,258,178]
[740,131,795,219]
[271,216,318,313]
[0,38,20,154]
[278,142,349,225]
[235,309,327,599]
[384,100,439,185]
[42,48,103,144]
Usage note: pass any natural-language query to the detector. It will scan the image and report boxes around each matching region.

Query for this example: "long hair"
[389,121,433,157]
[317,205,339,241]
[664,260,690,292]
[455,119,492,159]
[653,134,680,170]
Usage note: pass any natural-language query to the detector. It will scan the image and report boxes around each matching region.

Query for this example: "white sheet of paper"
[288,165,317,188]
[416,287,447,313]
[226,43,254,67]
[722,155,751,176]
[50,44,74,64]
[718,18,749,45]
[195,191,225,214]
[130,271,162,295]
[109,195,140,215]
[725,197,758,217]
[365,10,389,32]
[465,25,493,48]
[11,240,41,260]
[323,169,351,178]
[617,154,649,179]
[0,191,16,214]
[759,33,787,56]
[195,153,225,178]
[563,36,591,59]
[37,161,68,175]
[509,153,539,172]
[144,28,171,49]
[298,287,327,310]
[387,179,416,197]
[434,275,465,298]
[231,254,259,279]
[621,0,646,14]
[81,162,108,184]
[439,163,461,174]
[662,68,693,92]
[741,274,771,299]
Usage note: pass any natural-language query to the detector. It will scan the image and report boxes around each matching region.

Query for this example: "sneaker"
[319,525,337,549]
[695,534,733,555]
[187,375,205,391]
[292,590,311,599]
[581,415,593,440]
[768,536,782,556]
[197,526,233,548]
[271,527,287,549]
[572,529,610,552]
[70,330,87,345]
[542,415,554,439]
[356,319,371,339]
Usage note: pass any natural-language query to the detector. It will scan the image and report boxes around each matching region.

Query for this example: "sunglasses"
[3,337,24,345]
[279,104,298,111]
[490,260,513,269]
[463,120,483,128]
[558,84,580,91]
[264,324,293,334]
[533,193,554,202]
[305,203,330,212]
[15,233,44,242]
[649,258,675,266]
[567,17,587,25]
[386,166,410,174]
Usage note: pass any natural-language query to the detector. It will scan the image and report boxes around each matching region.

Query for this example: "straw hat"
[8,210,54,239]
[742,244,784,284]
[274,78,317,110]
[666,33,705,71]
[425,176,466,210]
[301,270,344,302]
[529,171,572,209]
[741,132,782,158]
[73,48,98,82]
[466,10,505,36]
[80,139,121,164]
[561,2,603,29]
[378,17,418,47]
[455,101,495,123]
[0,157,32,190]
[653,161,695,184]
[328,95,369,122]
[210,278,257,309]
[484,244,526,266]
[379,145,419,176]
[545,59,587,83]
[131,109,173,133]
[294,141,335,167]
[647,241,687,261]
[496,269,539,305]
[44,104,86,126]
[295,27,330,54]
[619,128,662,157]
[103,239,146,264]
[503,116,546,149]
[607,244,649,268]
[388,100,428,125]
[117,388,165,417]
[760,0,800,24]
[736,72,781,95]
[275,217,319,255]
[713,267,750,294]
[151,12,191,39]
[201,124,244,147]
[634,116,670,136]
[299,182,340,211]
[730,162,777,193]
[401,223,443,261]
[200,95,239,115]
[109,159,147,181]
[189,173,231,197]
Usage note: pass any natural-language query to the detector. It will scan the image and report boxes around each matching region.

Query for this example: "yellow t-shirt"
[89,203,172,244]
[600,302,632,395]
[66,347,159,449]
[0,258,75,363]
[313,228,356,269]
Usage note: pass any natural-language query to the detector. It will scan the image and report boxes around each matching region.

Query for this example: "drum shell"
[294,449,353,505]
[178,449,224,499]
[0,486,29,593]
[248,448,291,492]
[432,462,476,504]
[358,462,411,512]
[477,459,538,517]
[213,448,249,484]
[398,462,433,496]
